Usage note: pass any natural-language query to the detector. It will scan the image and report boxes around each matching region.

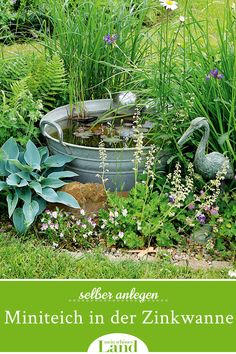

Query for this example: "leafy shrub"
[98,161,233,251]
[0,55,66,144]
[0,57,29,94]
[0,138,80,233]
[0,54,66,110]
[98,182,180,249]
[25,55,67,110]
[0,81,42,146]
[38,207,97,249]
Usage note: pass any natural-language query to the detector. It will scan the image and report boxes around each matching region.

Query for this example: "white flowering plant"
[38,208,97,250]
[98,161,234,252]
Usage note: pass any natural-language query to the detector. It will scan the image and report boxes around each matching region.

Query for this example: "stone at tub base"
[61,182,107,215]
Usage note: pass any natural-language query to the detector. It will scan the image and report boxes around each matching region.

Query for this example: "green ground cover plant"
[38,208,97,249]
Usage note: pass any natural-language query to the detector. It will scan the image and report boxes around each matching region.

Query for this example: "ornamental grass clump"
[136,0,235,173]
[173,0,236,169]
[45,0,151,105]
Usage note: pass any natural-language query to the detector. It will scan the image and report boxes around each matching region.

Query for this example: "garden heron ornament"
[178,117,234,180]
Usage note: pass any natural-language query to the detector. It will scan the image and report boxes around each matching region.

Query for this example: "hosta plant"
[0,138,80,233]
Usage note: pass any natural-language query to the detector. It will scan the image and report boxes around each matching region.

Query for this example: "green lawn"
[0,234,231,279]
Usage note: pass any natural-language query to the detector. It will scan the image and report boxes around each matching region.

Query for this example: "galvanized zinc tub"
[40,99,163,191]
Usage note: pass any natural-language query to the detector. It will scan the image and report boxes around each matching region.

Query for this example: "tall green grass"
[139,0,236,169]
[179,0,236,164]
[44,0,153,108]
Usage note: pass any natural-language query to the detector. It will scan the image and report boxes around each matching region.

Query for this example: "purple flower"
[103,34,118,45]
[206,68,224,80]
[197,214,206,225]
[168,195,175,204]
[188,203,195,210]
[210,69,219,78]
[210,207,219,215]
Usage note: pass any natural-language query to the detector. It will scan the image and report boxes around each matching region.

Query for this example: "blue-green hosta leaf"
[24,141,41,170]
[0,161,8,176]
[16,171,32,181]
[0,181,7,191]
[43,154,74,168]
[23,200,39,227]
[13,208,27,234]
[5,161,20,174]
[29,181,42,195]
[1,138,19,159]
[38,146,49,163]
[32,197,47,216]
[8,159,33,172]
[41,178,66,189]
[18,151,26,164]
[47,171,78,179]
[16,187,32,203]
[57,191,80,208]
[7,192,19,218]
[39,187,59,203]
[6,174,28,187]
[31,172,41,180]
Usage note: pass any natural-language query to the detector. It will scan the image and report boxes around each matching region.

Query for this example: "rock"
[61,182,107,215]
[211,261,231,269]
[192,225,212,244]
[187,259,210,270]
[174,260,188,267]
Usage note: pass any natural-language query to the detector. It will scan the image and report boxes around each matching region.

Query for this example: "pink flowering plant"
[38,208,97,249]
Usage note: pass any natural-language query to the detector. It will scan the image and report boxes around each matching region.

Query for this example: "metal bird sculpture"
[178,117,234,180]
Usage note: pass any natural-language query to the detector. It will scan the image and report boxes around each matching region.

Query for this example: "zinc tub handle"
[40,120,66,147]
